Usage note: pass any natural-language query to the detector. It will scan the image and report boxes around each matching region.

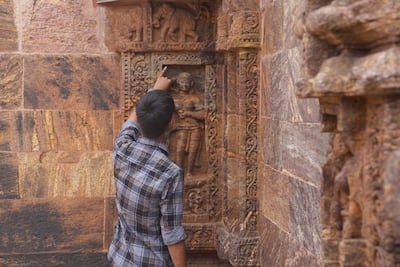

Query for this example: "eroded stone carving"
[299,0,400,266]
[169,72,205,177]
[152,3,199,42]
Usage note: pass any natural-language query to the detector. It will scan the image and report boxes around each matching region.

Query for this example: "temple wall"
[258,0,329,266]
[0,0,121,265]
[2,0,399,267]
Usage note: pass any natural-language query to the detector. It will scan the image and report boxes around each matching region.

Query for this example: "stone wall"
[4,0,399,267]
[0,0,121,265]
[258,0,329,266]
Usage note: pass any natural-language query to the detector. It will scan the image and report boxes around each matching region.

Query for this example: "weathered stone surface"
[259,164,289,232]
[300,0,400,265]
[0,252,109,267]
[24,55,120,110]
[306,0,400,49]
[287,238,321,267]
[19,152,114,198]
[258,216,289,267]
[21,0,100,53]
[0,153,18,199]
[0,198,104,253]
[0,111,23,152]
[262,118,327,185]
[0,55,22,109]
[262,49,320,123]
[0,0,18,51]
[261,0,283,55]
[289,177,321,257]
[21,111,113,152]
[299,47,400,98]
[282,122,328,185]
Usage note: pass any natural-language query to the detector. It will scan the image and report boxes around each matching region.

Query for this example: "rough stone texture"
[0,198,104,253]
[21,0,100,53]
[20,111,114,152]
[24,55,120,110]
[258,216,289,267]
[0,55,23,109]
[298,0,400,266]
[19,152,114,198]
[0,0,18,51]
[0,152,18,199]
[0,111,23,152]
[0,253,109,267]
[259,164,289,232]
[259,0,329,266]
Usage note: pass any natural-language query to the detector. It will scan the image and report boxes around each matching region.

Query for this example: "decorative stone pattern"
[122,51,222,251]
[297,0,400,266]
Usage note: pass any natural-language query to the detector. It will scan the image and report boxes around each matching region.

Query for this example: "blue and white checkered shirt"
[108,120,186,267]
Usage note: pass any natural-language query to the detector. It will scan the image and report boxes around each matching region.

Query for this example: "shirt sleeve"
[113,120,141,159]
[160,170,186,245]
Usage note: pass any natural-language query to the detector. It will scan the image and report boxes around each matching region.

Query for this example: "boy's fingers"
[159,66,168,77]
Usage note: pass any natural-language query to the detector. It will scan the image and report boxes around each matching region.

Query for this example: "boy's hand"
[153,67,172,91]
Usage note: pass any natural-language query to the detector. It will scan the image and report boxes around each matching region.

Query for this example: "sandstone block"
[0,55,22,109]
[19,151,114,198]
[0,0,18,51]
[21,0,100,53]
[24,55,120,110]
[0,198,104,253]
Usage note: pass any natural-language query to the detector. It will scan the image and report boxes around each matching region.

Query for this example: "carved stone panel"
[122,52,222,250]
[104,1,217,52]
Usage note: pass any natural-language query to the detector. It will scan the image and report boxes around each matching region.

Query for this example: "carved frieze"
[101,1,216,52]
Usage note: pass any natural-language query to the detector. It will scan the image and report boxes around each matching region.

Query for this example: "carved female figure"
[170,72,205,177]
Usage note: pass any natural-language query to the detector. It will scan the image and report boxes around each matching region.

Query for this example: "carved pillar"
[216,0,260,266]
[297,1,400,266]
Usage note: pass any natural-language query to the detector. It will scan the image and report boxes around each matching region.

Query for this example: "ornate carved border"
[122,52,221,250]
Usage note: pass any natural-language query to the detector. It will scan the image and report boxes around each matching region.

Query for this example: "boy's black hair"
[136,90,175,139]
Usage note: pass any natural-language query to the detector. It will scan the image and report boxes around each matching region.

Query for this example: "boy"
[108,68,187,267]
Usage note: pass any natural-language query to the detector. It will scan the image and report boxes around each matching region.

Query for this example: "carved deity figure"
[152,3,199,42]
[170,72,205,177]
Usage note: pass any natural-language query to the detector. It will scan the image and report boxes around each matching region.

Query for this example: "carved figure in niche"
[152,3,199,42]
[169,72,205,177]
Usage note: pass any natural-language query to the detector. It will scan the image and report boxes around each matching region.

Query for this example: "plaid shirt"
[108,121,186,267]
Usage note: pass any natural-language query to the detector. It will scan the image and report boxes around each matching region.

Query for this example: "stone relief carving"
[105,0,260,262]
[152,3,199,42]
[169,72,205,177]
[123,52,220,250]
[298,0,400,266]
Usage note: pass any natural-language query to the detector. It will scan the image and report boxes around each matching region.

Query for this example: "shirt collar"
[137,136,169,156]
